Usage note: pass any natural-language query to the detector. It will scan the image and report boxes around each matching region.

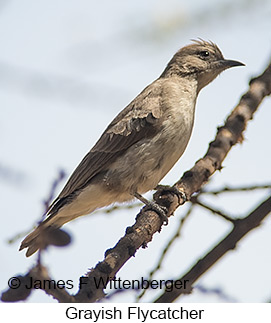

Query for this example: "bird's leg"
[155,184,187,204]
[133,191,169,225]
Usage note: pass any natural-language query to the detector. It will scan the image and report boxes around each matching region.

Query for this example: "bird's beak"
[219,59,245,69]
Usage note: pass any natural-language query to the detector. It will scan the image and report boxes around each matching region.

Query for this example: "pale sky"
[1,0,271,302]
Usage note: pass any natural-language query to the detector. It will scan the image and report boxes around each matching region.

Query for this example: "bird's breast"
[104,78,198,197]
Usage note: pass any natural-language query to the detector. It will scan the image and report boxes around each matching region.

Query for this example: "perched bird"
[20,39,244,256]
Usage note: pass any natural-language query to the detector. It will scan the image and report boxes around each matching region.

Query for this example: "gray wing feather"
[47,81,163,214]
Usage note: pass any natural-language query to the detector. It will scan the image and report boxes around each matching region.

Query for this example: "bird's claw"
[143,201,169,225]
[155,185,187,205]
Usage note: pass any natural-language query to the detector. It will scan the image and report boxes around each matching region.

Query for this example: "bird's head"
[161,39,244,93]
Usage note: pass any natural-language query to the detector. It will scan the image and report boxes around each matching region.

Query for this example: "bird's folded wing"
[48,82,163,214]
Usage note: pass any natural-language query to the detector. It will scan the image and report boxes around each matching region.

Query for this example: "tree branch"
[154,194,271,302]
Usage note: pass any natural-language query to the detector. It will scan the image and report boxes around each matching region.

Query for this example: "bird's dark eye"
[199,50,210,58]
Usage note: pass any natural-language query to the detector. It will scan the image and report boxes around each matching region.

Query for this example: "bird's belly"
[136,128,192,193]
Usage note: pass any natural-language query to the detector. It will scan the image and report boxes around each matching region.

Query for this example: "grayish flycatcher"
[20,40,244,256]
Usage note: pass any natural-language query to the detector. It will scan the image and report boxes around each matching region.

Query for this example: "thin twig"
[154,195,271,302]
[42,169,66,219]
[202,183,271,195]
[194,284,237,302]
[93,202,142,215]
[191,196,236,223]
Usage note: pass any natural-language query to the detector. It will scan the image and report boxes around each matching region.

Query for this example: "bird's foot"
[133,192,169,225]
[155,185,187,205]
[142,201,169,225]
